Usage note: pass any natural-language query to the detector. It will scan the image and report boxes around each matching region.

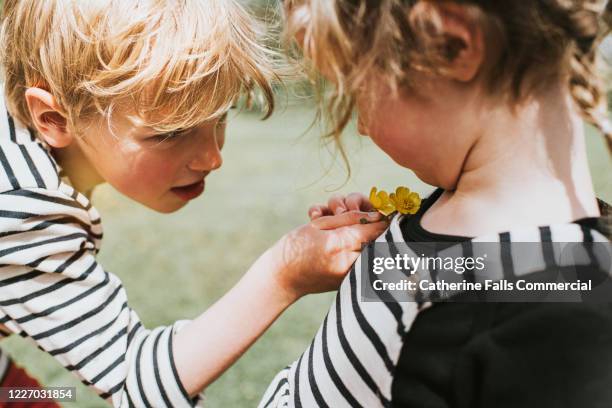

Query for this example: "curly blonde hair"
[285,0,612,154]
[1,0,278,135]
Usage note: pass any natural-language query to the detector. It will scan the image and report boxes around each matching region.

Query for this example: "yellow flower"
[389,186,421,215]
[369,187,396,216]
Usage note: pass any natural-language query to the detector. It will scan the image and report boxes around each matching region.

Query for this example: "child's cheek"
[111,140,179,196]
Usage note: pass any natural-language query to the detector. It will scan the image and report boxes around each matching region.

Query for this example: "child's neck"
[53,143,104,199]
[421,84,600,238]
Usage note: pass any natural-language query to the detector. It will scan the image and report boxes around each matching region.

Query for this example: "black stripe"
[40,149,60,183]
[581,224,594,242]
[0,255,52,269]
[0,216,102,240]
[4,189,85,210]
[0,253,92,306]
[7,113,16,143]
[99,379,126,400]
[334,289,389,405]
[27,127,36,142]
[0,232,88,259]
[320,314,361,407]
[0,209,39,219]
[17,272,111,324]
[580,224,601,270]
[461,241,476,284]
[0,270,45,288]
[126,391,137,408]
[69,189,93,211]
[167,323,193,404]
[262,376,288,408]
[0,249,83,289]
[499,232,515,279]
[293,353,304,408]
[127,322,143,346]
[67,327,127,371]
[0,146,19,190]
[348,270,394,373]
[152,330,173,407]
[0,219,58,240]
[32,284,122,340]
[18,145,45,188]
[539,226,557,269]
[134,336,154,408]
[47,303,128,358]
[91,354,125,384]
[307,337,329,408]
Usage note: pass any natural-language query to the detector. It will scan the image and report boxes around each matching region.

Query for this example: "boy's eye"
[146,130,185,143]
[216,112,228,127]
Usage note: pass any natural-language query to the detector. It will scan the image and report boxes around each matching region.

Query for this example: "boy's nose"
[188,133,223,172]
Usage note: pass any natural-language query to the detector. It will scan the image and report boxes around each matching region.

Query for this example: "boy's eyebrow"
[145,113,229,137]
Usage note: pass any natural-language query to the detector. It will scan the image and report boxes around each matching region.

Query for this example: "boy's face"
[75,110,225,213]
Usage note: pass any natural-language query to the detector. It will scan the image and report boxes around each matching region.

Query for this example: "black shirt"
[391,189,612,408]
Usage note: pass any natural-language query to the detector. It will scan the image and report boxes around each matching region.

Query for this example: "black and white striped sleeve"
[0,187,200,407]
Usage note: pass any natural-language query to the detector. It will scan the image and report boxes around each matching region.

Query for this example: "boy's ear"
[410,1,485,82]
[24,87,73,148]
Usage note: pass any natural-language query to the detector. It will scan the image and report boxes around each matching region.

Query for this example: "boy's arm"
[172,247,294,395]
[0,188,200,407]
[172,211,387,396]
[0,187,386,406]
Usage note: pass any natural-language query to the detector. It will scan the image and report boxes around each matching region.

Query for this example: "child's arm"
[173,210,387,395]
[0,187,385,407]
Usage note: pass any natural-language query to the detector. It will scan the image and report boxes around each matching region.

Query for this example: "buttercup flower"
[389,186,421,215]
[369,187,396,216]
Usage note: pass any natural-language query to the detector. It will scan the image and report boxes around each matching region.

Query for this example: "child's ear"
[24,87,73,148]
[410,1,485,82]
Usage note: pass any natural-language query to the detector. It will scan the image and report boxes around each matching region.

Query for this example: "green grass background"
[1,104,610,407]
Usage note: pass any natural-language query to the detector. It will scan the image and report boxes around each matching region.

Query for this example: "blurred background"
[0,0,611,406]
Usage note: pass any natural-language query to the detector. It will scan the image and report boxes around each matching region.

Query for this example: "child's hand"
[308,193,374,220]
[269,210,388,302]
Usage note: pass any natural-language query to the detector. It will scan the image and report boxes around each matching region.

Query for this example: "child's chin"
[142,198,188,214]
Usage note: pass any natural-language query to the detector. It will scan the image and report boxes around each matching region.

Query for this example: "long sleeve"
[0,186,200,407]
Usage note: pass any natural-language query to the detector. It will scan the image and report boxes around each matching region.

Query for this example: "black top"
[391,189,612,408]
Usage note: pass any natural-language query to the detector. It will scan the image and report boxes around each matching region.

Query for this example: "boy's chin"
[139,197,189,214]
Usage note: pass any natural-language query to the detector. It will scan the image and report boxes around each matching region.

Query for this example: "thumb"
[330,220,389,251]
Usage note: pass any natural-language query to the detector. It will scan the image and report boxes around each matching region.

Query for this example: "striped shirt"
[259,196,611,407]
[0,95,203,407]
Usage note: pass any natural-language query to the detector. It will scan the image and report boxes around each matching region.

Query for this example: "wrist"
[249,244,301,307]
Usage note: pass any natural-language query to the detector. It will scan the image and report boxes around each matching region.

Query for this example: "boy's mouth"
[171,180,205,201]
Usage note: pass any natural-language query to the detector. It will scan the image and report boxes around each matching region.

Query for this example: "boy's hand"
[269,210,388,302]
[308,193,374,220]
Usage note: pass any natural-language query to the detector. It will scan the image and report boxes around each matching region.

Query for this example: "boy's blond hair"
[0,0,276,135]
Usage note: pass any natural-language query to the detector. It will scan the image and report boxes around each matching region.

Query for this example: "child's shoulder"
[0,110,62,195]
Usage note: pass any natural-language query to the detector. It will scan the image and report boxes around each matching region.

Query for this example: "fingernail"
[367,212,382,220]
[311,210,321,218]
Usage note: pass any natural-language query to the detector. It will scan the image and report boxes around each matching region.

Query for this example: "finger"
[311,210,383,230]
[327,194,348,215]
[308,205,333,220]
[345,193,374,212]
[333,221,389,251]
